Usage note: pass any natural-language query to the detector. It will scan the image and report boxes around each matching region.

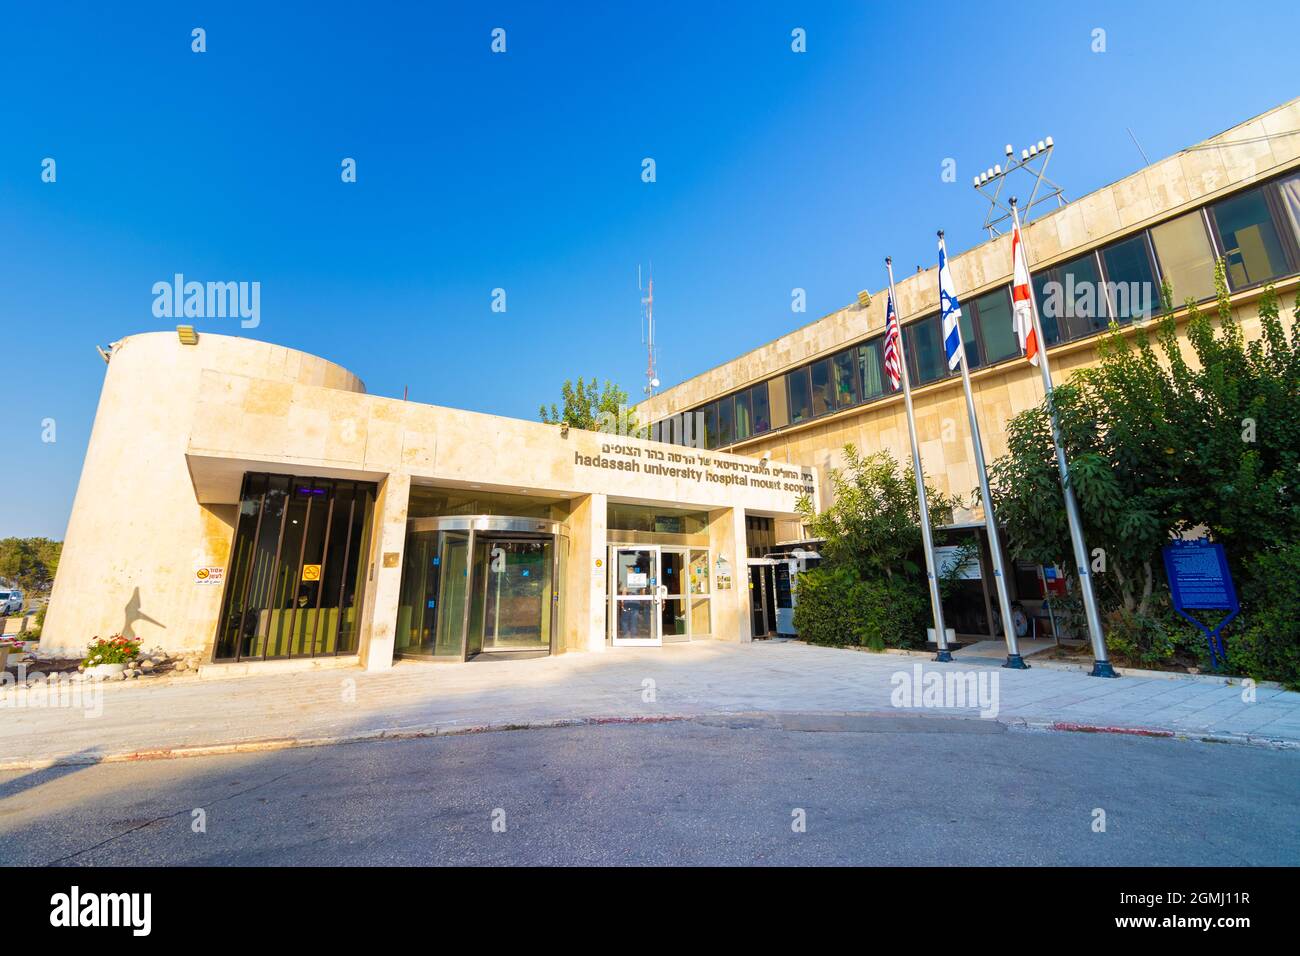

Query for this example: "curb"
[1011,717,1300,751]
[0,714,696,771]
[4,710,1298,772]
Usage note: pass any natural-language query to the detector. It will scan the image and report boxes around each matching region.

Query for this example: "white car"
[0,590,22,615]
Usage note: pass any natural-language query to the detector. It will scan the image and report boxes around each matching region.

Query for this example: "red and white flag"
[883,293,902,390]
[1011,225,1039,366]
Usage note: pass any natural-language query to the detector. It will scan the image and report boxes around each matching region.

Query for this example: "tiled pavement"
[3,640,1299,767]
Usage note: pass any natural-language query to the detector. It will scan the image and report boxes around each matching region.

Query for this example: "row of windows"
[651,169,1300,451]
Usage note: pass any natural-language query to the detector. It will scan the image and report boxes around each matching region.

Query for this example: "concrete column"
[708,506,752,643]
[359,472,410,671]
[564,492,608,653]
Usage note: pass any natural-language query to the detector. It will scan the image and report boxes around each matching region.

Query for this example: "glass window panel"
[750,382,771,433]
[215,473,267,660]
[1278,172,1300,249]
[787,367,813,423]
[1032,268,1063,346]
[958,304,981,368]
[703,402,719,449]
[241,475,290,659]
[767,375,789,430]
[809,359,833,417]
[1100,235,1159,323]
[1043,253,1109,340]
[907,316,947,384]
[335,486,374,654]
[1213,186,1290,289]
[734,389,752,441]
[1151,212,1217,304]
[973,288,1020,364]
[716,395,734,447]
[858,340,885,400]
[831,349,860,408]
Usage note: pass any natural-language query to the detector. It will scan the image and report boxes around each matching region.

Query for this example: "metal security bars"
[213,473,377,662]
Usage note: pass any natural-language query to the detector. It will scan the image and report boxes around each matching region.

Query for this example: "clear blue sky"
[3,0,1297,539]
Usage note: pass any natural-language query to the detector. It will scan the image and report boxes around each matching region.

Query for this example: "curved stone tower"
[41,332,365,658]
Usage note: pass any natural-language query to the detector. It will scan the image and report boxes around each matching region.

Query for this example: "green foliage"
[988,262,1300,682]
[792,566,928,651]
[539,377,637,433]
[0,537,61,592]
[797,445,957,580]
[793,446,953,651]
[1226,544,1300,690]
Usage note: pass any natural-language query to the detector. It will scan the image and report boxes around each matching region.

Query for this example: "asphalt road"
[2,716,1297,866]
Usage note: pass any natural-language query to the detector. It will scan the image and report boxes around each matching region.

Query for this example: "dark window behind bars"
[214,473,377,661]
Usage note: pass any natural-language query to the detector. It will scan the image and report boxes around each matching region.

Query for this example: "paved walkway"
[3,641,1299,767]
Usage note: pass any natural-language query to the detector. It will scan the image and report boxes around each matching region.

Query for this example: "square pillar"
[707,506,752,643]
[359,472,410,671]
[564,492,608,653]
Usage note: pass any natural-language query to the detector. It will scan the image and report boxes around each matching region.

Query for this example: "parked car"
[0,590,23,615]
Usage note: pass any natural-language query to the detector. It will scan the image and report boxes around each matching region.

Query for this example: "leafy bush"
[83,635,140,667]
[1226,545,1300,690]
[793,566,928,651]
[1102,595,1205,670]
[793,446,952,653]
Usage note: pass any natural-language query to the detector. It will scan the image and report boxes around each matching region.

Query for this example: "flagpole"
[938,232,1027,669]
[886,257,952,662]
[1009,198,1116,678]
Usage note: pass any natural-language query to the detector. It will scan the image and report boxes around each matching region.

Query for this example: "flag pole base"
[934,649,954,663]
[1002,654,1030,670]
[1089,660,1120,678]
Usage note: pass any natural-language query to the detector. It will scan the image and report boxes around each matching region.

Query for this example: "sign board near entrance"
[1161,538,1239,667]
[195,566,224,586]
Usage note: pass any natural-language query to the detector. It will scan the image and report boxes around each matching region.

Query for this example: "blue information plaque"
[1161,539,1239,667]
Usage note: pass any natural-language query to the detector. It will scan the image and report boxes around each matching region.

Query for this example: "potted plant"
[0,638,24,672]
[82,635,141,680]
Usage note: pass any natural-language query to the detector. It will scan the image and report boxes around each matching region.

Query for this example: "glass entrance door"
[474,538,554,653]
[659,547,688,641]
[612,546,660,646]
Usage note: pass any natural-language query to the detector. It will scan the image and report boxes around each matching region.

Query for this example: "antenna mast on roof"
[973,136,1066,237]
[639,264,660,396]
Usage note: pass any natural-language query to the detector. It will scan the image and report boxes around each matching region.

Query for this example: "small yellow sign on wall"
[301,564,322,582]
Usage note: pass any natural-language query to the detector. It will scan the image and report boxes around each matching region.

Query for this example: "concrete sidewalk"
[3,640,1299,768]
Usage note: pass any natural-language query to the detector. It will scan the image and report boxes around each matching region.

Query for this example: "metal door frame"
[611,544,662,646]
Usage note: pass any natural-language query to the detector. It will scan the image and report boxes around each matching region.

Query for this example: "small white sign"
[196,566,224,585]
[627,571,648,587]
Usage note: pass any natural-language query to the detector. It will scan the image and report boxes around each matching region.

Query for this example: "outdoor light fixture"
[856,290,870,308]
[177,324,199,345]
[559,422,570,438]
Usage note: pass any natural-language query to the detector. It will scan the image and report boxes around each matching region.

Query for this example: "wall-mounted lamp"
[177,325,199,345]
[559,422,570,438]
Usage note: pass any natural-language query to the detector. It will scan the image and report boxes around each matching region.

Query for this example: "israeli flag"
[938,235,964,370]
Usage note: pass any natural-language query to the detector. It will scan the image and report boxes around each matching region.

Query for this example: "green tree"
[988,263,1300,679]
[793,446,959,650]
[0,537,62,591]
[539,377,638,434]
[990,265,1299,616]
[798,445,958,580]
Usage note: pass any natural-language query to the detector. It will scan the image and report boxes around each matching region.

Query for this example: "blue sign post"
[1161,539,1239,669]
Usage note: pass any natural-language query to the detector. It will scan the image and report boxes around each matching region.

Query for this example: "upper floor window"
[1100,234,1160,323]
[1210,184,1292,290]
[1150,211,1217,304]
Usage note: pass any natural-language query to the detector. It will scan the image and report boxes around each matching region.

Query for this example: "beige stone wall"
[638,96,1300,419]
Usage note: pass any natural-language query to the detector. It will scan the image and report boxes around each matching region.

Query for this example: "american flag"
[883,293,902,391]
